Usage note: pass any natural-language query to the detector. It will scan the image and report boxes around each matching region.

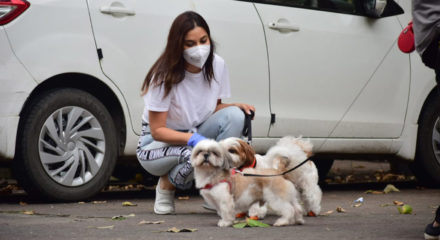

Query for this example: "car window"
[248,0,403,17]
[250,0,361,15]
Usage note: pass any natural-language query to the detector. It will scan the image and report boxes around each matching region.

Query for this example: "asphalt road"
[0,160,439,240]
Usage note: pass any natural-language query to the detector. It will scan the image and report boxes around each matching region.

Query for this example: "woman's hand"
[216,100,255,117]
[234,103,255,116]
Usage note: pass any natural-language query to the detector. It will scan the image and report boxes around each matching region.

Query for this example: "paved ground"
[0,160,439,240]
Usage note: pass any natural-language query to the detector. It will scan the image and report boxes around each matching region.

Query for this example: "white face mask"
[183,45,211,69]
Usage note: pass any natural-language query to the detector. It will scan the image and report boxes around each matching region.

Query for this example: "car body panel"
[0,27,36,159]
[87,0,271,137]
[0,0,435,163]
[255,3,407,140]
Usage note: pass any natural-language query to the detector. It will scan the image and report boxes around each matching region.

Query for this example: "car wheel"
[312,158,334,181]
[14,88,118,201]
[413,93,440,187]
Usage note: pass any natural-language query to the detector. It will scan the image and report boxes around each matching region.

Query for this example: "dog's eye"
[212,151,220,157]
[228,149,237,154]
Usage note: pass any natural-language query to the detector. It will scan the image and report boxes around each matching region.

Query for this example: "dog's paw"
[217,219,233,227]
[295,217,305,225]
[273,218,290,227]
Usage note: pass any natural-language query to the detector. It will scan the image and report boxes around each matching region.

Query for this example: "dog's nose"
[203,153,210,160]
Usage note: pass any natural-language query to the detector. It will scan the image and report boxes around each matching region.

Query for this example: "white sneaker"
[153,179,175,215]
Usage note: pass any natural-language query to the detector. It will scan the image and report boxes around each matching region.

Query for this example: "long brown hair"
[141,11,215,97]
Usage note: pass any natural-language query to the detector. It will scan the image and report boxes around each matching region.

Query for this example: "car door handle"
[268,22,300,32]
[100,6,135,16]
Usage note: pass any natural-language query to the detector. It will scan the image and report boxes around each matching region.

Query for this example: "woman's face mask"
[183,44,211,69]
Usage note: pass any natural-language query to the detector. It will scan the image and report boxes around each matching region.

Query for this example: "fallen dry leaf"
[112,216,126,221]
[122,201,137,207]
[345,175,354,183]
[383,184,400,194]
[138,220,164,225]
[22,210,35,215]
[19,201,27,206]
[320,210,334,216]
[352,203,362,208]
[393,200,404,206]
[178,196,190,200]
[365,190,384,194]
[166,227,197,233]
[96,225,114,229]
[336,207,346,213]
[92,201,107,204]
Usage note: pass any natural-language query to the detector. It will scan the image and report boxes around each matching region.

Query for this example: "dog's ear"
[221,147,232,169]
[238,140,256,166]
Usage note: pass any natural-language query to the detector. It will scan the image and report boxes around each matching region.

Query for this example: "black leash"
[242,110,255,144]
[234,157,311,177]
[239,110,310,177]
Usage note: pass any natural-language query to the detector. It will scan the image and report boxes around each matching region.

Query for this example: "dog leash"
[233,157,312,177]
[240,110,311,177]
[242,110,255,144]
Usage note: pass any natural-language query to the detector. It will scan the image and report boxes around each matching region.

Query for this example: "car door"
[86,0,270,137]
[254,0,408,140]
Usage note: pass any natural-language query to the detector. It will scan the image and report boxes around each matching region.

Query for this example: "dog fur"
[191,139,304,227]
[220,136,322,216]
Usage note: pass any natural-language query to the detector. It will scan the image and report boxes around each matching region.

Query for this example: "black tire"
[413,93,440,187]
[312,158,334,181]
[14,88,118,201]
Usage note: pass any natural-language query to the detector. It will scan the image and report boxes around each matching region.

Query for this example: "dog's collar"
[232,157,256,176]
[238,156,257,171]
[202,179,232,191]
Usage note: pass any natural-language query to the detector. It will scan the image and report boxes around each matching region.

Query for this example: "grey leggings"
[136,106,245,190]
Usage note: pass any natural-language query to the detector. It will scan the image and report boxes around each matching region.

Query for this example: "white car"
[1,0,438,201]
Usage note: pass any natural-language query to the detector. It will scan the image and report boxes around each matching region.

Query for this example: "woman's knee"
[222,106,245,126]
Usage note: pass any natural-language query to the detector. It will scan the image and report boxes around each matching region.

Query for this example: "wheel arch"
[416,86,439,125]
[17,73,127,157]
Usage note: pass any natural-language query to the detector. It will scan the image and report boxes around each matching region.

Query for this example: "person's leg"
[195,106,245,211]
[197,106,245,141]
[136,130,192,214]
[425,206,440,239]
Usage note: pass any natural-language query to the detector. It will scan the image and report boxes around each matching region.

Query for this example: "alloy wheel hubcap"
[38,106,105,187]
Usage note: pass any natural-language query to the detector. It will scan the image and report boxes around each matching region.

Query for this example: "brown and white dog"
[220,136,322,217]
[191,139,304,227]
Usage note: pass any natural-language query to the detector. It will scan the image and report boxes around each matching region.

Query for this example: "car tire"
[413,93,440,187]
[14,88,118,201]
[312,158,334,181]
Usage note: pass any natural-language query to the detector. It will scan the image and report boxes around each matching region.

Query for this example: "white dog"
[220,136,322,217]
[191,139,304,227]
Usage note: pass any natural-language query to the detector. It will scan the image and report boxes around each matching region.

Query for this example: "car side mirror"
[363,0,387,17]
[362,0,404,18]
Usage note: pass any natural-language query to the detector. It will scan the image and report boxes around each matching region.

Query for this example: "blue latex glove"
[187,133,207,147]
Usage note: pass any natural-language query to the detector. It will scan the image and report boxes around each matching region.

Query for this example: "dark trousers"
[421,36,440,84]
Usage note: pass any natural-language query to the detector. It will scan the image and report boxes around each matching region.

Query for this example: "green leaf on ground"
[232,222,248,228]
[246,218,270,227]
[398,204,413,214]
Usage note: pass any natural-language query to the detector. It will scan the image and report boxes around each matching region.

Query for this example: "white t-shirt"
[143,54,231,130]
